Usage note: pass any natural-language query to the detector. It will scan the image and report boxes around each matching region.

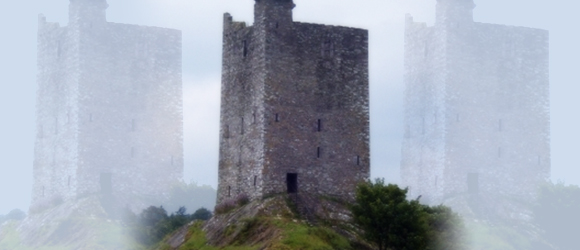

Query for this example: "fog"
[1,0,579,248]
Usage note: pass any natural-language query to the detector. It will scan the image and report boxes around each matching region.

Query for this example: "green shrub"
[126,205,209,246]
[192,207,213,221]
[215,194,250,214]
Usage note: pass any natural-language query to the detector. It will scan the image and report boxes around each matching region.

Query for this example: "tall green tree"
[351,179,430,250]
[423,205,466,250]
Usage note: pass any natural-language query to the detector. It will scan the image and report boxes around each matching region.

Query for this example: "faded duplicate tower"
[33,0,183,211]
[218,0,370,203]
[402,0,550,219]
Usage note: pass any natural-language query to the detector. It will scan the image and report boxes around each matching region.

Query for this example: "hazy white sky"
[1,0,579,214]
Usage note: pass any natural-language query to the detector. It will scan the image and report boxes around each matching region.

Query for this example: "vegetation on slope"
[158,181,468,250]
[352,179,466,250]
[158,210,362,250]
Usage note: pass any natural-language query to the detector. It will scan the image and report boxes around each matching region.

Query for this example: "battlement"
[436,0,475,24]
[218,1,369,204]
[32,1,183,213]
[68,0,109,24]
[403,0,550,220]
[254,0,295,27]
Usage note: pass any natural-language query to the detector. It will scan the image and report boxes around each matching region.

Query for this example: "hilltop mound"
[0,195,137,250]
[158,194,373,250]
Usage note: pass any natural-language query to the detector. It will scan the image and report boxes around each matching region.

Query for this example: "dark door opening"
[287,173,298,194]
[100,173,112,195]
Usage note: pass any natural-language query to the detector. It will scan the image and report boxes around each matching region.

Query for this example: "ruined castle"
[217,0,370,203]
[402,0,550,219]
[32,0,183,211]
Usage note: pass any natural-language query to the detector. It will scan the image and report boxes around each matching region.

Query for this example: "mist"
[1,0,580,249]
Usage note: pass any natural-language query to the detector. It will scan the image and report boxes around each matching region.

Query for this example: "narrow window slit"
[275,113,279,122]
[241,117,244,134]
[254,176,257,187]
[228,186,231,197]
[317,119,322,132]
[238,145,243,165]
[317,147,321,158]
[242,40,248,57]
[322,39,333,57]
[356,155,360,165]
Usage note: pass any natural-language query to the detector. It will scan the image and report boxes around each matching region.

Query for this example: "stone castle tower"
[33,0,183,211]
[402,0,550,219]
[217,0,370,203]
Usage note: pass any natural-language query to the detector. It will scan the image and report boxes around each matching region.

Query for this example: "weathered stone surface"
[33,0,183,213]
[217,0,370,204]
[402,0,550,220]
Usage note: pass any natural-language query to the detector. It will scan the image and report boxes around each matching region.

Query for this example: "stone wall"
[218,0,369,203]
[32,0,183,212]
[402,0,550,220]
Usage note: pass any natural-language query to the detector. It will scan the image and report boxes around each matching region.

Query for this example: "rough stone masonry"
[217,0,370,204]
[33,0,183,212]
[402,0,550,220]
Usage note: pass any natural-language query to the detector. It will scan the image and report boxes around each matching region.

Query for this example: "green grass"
[175,217,353,250]
[274,220,351,250]
[177,222,260,250]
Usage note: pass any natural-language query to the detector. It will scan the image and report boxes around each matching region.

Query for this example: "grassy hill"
[154,194,372,250]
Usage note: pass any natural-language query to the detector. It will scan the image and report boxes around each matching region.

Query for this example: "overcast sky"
[1,0,579,215]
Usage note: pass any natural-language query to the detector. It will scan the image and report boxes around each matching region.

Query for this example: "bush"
[28,195,64,214]
[215,194,250,214]
[191,207,212,221]
[133,206,171,245]
[351,179,430,250]
[424,205,466,250]
[351,179,465,250]
[127,205,212,246]
[1,209,26,223]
